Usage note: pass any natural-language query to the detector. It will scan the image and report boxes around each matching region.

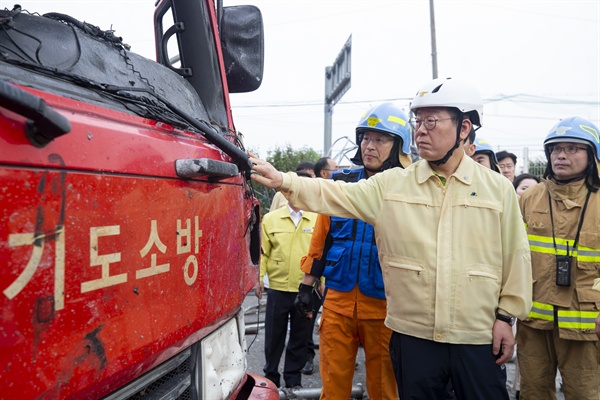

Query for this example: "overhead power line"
[233,93,598,109]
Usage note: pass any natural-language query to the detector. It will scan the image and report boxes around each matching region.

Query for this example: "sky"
[4,0,599,170]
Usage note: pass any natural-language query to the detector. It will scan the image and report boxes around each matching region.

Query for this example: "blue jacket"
[321,169,385,299]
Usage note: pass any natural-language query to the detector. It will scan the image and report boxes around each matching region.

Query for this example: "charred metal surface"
[31,295,55,362]
[30,155,68,358]
[84,325,108,370]
[35,295,55,323]
[0,9,206,124]
[48,154,66,226]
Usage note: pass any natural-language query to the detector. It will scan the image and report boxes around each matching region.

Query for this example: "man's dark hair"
[496,150,517,165]
[314,157,332,177]
[296,161,315,172]
[513,173,540,190]
[296,170,313,178]
[466,126,476,145]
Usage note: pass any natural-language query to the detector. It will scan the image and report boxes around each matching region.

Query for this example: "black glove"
[294,283,314,319]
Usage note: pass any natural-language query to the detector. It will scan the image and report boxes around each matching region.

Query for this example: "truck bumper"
[234,372,279,400]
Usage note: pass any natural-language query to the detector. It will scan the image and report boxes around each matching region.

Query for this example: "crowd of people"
[252,77,600,400]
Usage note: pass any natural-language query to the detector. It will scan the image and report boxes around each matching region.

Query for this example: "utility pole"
[429,0,438,79]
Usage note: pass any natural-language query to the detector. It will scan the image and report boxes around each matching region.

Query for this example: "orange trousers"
[319,307,397,400]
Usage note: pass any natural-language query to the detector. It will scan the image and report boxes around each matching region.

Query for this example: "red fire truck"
[0,1,277,399]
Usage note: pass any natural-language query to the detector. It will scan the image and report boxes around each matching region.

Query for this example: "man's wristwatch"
[495,312,516,326]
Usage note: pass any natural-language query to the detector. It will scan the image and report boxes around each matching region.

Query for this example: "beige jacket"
[278,155,532,344]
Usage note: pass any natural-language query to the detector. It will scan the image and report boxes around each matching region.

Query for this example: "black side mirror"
[220,5,264,93]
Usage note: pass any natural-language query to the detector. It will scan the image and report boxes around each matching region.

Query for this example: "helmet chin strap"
[553,161,599,192]
[554,175,586,184]
[363,165,381,174]
[357,136,403,174]
[430,124,462,166]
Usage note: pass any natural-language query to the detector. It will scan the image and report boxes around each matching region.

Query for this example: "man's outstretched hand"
[249,153,284,189]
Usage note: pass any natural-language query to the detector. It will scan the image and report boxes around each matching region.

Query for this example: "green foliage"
[248,180,275,215]
[249,144,320,215]
[528,157,547,178]
[267,145,321,173]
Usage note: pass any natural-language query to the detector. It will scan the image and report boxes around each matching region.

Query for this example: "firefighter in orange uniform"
[518,116,600,399]
[294,103,412,399]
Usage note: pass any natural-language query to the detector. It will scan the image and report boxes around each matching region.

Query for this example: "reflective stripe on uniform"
[528,301,599,330]
[527,234,600,262]
[576,244,600,262]
[557,309,599,330]
[528,301,554,321]
[527,234,557,255]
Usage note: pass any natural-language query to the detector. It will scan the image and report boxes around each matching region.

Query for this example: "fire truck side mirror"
[220,5,264,93]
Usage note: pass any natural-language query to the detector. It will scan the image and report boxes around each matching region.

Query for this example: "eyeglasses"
[359,134,393,146]
[549,145,588,155]
[411,116,454,130]
[498,164,514,170]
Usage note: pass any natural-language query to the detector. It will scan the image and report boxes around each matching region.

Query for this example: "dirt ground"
[243,291,563,400]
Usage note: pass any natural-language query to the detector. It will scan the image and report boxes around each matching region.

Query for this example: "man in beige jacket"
[249,77,532,400]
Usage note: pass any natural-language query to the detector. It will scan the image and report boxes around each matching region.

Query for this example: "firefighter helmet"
[353,102,413,169]
[543,116,600,182]
[410,77,483,127]
[473,138,500,173]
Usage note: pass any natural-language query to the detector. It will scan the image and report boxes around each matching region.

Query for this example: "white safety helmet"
[410,77,483,127]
